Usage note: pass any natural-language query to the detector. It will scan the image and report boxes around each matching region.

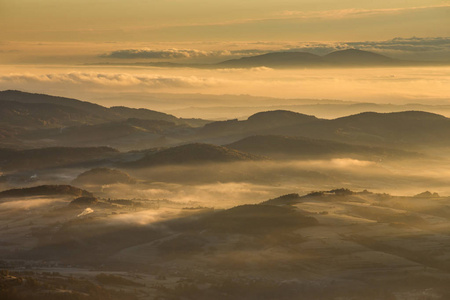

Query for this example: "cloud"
[138,4,450,30]
[342,37,450,61]
[0,198,65,210]
[100,48,268,60]
[281,5,450,20]
[215,67,273,73]
[151,4,449,29]
[101,48,223,59]
[0,72,223,88]
[272,37,450,60]
[347,37,450,52]
[97,37,450,63]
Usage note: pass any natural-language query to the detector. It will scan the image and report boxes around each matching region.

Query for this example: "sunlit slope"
[227,135,418,160]
[125,143,263,168]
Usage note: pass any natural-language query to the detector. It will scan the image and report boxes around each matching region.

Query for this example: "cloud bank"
[0,72,222,88]
[101,49,222,59]
[0,65,448,105]
[284,37,450,60]
[100,48,269,60]
[99,37,450,62]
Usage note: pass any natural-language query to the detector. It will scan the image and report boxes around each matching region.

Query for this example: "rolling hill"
[73,168,137,186]
[2,91,450,151]
[183,204,319,234]
[0,146,119,172]
[28,118,182,145]
[0,100,106,129]
[0,90,109,116]
[201,110,450,148]
[226,135,417,159]
[289,111,450,147]
[0,185,93,198]
[125,143,263,168]
[198,110,318,139]
[0,90,208,128]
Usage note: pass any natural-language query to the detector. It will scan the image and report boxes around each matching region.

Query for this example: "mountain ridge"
[92,49,445,69]
[226,135,419,159]
[125,143,263,168]
[0,90,208,127]
[218,49,400,68]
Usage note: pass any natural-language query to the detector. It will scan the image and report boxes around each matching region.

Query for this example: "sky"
[1,0,449,42]
[0,0,449,63]
[0,0,449,112]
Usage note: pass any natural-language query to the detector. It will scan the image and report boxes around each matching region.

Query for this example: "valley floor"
[1,190,450,299]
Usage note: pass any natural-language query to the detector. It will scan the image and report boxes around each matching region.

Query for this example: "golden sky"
[0,0,448,108]
[1,0,449,42]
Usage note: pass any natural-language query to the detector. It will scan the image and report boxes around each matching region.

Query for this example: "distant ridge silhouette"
[218,49,397,68]
[92,49,443,69]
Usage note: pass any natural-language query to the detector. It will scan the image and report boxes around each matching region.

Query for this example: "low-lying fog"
[1,65,449,119]
[105,158,450,205]
[4,156,449,209]
[2,153,450,299]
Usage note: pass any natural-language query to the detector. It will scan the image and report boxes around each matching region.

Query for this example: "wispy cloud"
[100,48,268,60]
[146,4,450,30]
[284,37,450,60]
[0,72,223,88]
[17,5,447,35]
[98,37,450,62]
[101,49,223,59]
[165,4,450,29]
[281,4,450,20]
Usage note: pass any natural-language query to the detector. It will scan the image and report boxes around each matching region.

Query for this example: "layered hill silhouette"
[0,90,209,148]
[218,49,429,68]
[226,135,417,159]
[0,146,118,172]
[125,143,262,168]
[0,90,109,116]
[198,110,317,139]
[187,204,319,234]
[0,100,106,130]
[2,91,450,151]
[0,185,93,198]
[69,196,99,207]
[29,118,184,146]
[288,111,450,147]
[202,110,450,147]
[97,49,437,69]
[73,168,137,186]
[0,90,208,129]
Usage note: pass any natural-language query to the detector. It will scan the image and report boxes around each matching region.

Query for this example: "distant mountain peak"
[326,48,387,56]
[323,49,393,64]
[217,49,399,68]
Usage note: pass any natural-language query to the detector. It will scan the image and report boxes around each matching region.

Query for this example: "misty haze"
[1,1,450,300]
